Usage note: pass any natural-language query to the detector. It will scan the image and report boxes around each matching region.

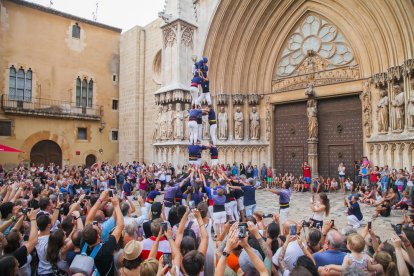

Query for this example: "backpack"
[183,221,198,248]
[69,243,102,276]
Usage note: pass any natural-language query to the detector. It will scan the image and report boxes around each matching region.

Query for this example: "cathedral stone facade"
[119,0,414,177]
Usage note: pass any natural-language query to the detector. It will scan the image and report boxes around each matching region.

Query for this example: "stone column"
[228,95,234,140]
[307,99,319,178]
[244,99,249,141]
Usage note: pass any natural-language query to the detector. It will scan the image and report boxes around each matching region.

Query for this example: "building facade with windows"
[119,0,414,176]
[0,0,121,167]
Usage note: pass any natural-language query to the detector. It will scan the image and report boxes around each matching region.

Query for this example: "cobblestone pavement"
[255,189,401,240]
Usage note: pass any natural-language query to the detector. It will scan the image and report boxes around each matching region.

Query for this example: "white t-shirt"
[36,235,52,275]
[272,240,304,276]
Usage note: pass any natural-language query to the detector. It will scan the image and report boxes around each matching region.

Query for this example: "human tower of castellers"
[187,57,219,167]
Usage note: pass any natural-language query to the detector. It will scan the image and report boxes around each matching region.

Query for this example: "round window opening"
[153,50,162,84]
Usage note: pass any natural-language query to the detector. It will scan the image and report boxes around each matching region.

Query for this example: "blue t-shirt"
[189,109,202,118]
[123,182,132,195]
[147,190,161,200]
[279,189,291,204]
[361,167,368,179]
[101,217,115,242]
[313,250,346,268]
[348,202,363,220]
[241,186,256,206]
[210,147,218,158]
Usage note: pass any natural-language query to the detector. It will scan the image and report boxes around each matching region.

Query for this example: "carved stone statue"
[174,103,184,140]
[408,78,414,128]
[359,81,372,137]
[250,106,260,139]
[160,105,168,139]
[265,104,271,141]
[153,106,162,141]
[202,114,209,139]
[307,100,318,140]
[377,88,389,133]
[305,83,315,97]
[234,106,244,140]
[391,84,405,131]
[218,106,228,139]
[166,104,174,139]
[184,103,190,139]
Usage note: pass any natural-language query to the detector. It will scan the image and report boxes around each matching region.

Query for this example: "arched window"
[25,69,32,101]
[72,23,81,39]
[81,78,87,107]
[76,77,81,106]
[17,68,25,100]
[8,66,16,99]
[75,77,93,107]
[8,66,32,101]
[87,79,93,107]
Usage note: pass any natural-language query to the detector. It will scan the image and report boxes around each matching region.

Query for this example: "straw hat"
[123,240,143,260]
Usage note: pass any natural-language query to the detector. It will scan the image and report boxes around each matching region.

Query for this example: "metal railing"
[1,94,102,120]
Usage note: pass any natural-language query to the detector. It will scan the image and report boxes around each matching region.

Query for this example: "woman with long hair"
[46,229,70,273]
[309,193,330,228]
[338,162,346,192]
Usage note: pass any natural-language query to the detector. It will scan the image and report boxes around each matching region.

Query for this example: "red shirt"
[139,178,148,190]
[303,166,311,177]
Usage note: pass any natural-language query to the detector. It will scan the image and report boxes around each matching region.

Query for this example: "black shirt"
[83,235,116,276]
[13,245,28,267]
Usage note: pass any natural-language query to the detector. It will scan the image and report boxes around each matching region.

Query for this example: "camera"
[163,253,172,268]
[161,222,168,232]
[108,190,113,197]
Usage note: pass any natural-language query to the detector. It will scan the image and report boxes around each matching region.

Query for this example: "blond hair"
[347,233,365,253]
[140,258,159,276]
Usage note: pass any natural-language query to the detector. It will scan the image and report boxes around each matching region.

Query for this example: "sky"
[29,0,165,31]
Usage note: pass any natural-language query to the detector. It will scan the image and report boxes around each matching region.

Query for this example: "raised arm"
[175,206,190,246]
[215,226,239,276]
[148,230,162,259]
[85,190,108,225]
[25,209,39,253]
[110,196,125,243]
[391,235,410,276]
[193,209,208,255]
[240,236,269,276]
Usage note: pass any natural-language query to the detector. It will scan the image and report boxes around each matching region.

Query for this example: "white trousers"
[198,92,212,105]
[210,124,217,145]
[279,208,290,225]
[211,159,219,166]
[164,206,171,220]
[198,124,202,142]
[188,121,198,144]
[347,215,362,229]
[225,200,239,221]
[190,86,199,105]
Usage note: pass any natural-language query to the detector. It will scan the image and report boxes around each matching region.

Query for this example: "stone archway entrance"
[85,154,97,168]
[30,140,62,167]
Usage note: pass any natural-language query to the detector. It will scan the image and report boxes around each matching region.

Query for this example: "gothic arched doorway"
[85,154,96,168]
[30,140,62,167]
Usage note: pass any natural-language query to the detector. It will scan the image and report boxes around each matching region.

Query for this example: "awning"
[0,144,24,153]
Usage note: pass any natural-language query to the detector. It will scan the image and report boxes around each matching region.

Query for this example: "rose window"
[277,15,355,77]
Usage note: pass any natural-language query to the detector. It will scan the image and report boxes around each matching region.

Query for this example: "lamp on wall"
[99,121,106,132]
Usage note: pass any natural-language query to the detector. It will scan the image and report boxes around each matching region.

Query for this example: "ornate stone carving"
[232,94,245,105]
[276,15,356,77]
[184,103,190,139]
[305,83,315,97]
[248,94,260,105]
[307,99,318,140]
[166,103,174,139]
[218,106,228,139]
[403,59,414,75]
[217,93,229,105]
[377,88,389,133]
[202,114,209,139]
[408,77,414,128]
[272,62,359,93]
[160,105,168,139]
[387,66,403,81]
[234,106,244,140]
[372,72,388,88]
[174,103,184,140]
[153,106,163,141]
[249,106,260,140]
[359,81,372,137]
[162,23,178,48]
[399,143,405,153]
[181,23,194,48]
[391,84,405,131]
[265,102,272,141]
